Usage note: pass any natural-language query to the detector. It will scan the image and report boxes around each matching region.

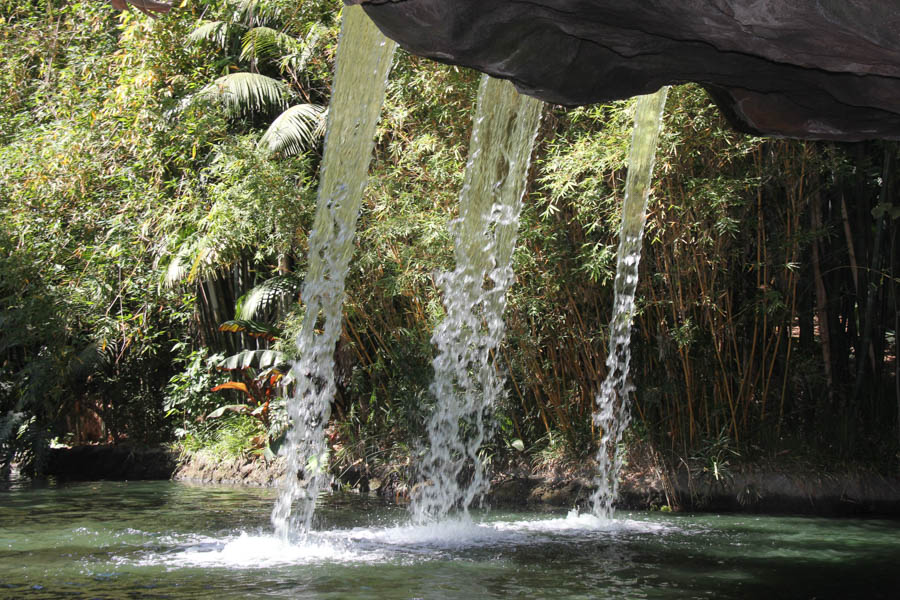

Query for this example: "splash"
[591,87,669,519]
[271,6,396,539]
[144,513,675,569]
[410,76,543,523]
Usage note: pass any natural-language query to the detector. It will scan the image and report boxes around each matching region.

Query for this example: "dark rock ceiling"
[348,0,900,141]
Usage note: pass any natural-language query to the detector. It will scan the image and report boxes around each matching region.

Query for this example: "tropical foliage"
[1,0,897,478]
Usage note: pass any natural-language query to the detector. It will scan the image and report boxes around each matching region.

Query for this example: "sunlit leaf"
[191,73,290,118]
[206,404,251,419]
[219,319,281,341]
[259,104,326,157]
[188,21,229,48]
[211,381,250,395]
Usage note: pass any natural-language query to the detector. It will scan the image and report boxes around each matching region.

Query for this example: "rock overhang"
[346,0,900,141]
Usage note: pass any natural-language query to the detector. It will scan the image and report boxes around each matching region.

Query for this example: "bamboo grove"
[1,0,898,474]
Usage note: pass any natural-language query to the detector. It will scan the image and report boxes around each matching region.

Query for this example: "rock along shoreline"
[35,444,900,517]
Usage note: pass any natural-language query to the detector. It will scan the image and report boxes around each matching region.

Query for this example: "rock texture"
[486,468,900,516]
[349,0,900,141]
[174,453,286,487]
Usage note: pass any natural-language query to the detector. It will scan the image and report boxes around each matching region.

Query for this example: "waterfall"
[591,87,669,519]
[410,75,544,524]
[271,6,396,539]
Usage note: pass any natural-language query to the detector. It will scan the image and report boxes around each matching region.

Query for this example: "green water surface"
[1,479,898,599]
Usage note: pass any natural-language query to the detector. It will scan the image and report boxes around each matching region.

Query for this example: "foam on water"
[488,511,677,540]
[345,518,522,550]
[154,533,384,568]
[131,513,679,570]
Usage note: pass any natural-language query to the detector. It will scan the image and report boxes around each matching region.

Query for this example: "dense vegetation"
[2,0,898,480]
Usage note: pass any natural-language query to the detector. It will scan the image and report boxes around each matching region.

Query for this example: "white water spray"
[271,6,396,539]
[411,76,543,524]
[591,87,669,519]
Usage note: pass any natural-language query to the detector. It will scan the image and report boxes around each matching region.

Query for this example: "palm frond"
[236,274,303,320]
[195,73,290,118]
[259,103,326,157]
[188,20,230,48]
[217,348,288,371]
[66,342,105,381]
[240,26,301,63]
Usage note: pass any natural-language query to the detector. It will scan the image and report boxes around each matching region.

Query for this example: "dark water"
[1,478,898,599]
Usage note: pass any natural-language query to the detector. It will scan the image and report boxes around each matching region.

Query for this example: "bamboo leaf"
[278,24,322,73]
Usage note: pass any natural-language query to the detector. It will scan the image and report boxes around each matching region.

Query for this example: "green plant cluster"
[1,0,898,479]
[0,0,333,471]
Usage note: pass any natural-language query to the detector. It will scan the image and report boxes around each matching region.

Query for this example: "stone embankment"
[173,452,285,487]
[488,468,900,516]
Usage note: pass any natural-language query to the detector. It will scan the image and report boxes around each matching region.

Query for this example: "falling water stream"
[411,76,543,524]
[3,13,896,599]
[271,6,396,539]
[591,87,670,518]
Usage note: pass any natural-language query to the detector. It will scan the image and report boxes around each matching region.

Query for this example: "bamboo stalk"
[811,191,835,404]
[778,176,803,435]
[853,146,893,407]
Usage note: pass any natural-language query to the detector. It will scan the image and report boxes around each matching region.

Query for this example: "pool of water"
[1,478,898,599]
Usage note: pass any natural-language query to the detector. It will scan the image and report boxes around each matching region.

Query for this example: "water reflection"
[1,480,898,599]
